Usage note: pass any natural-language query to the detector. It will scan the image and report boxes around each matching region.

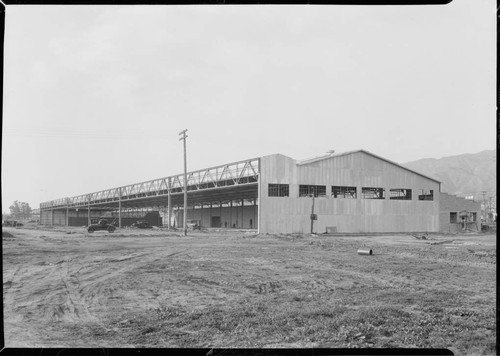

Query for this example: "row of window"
[268,184,434,201]
[450,212,477,223]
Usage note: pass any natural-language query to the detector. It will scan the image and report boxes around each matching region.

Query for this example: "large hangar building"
[40,149,447,234]
[259,150,440,233]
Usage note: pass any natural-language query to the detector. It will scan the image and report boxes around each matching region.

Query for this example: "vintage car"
[87,219,116,233]
[186,220,201,230]
[2,220,23,227]
[131,220,152,229]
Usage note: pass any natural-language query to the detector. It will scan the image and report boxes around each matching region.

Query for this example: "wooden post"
[179,129,188,236]
[200,201,203,226]
[118,188,122,228]
[167,177,172,229]
[87,195,91,226]
[310,194,315,234]
[183,142,187,235]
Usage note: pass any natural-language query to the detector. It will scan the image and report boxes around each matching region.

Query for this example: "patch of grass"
[108,296,495,352]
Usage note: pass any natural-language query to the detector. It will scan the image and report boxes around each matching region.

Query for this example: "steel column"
[257,158,261,234]
[253,199,257,229]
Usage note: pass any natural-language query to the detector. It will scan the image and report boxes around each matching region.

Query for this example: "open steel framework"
[40,158,260,227]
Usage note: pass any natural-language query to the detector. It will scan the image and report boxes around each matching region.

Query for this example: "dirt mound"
[3,231,15,238]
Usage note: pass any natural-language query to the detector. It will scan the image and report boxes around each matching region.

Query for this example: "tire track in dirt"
[57,260,104,326]
[3,263,58,347]
[277,266,407,294]
[3,265,22,296]
[184,276,241,295]
[3,265,24,322]
[80,250,188,296]
[4,232,190,346]
[56,253,154,326]
[2,262,61,310]
[49,249,189,331]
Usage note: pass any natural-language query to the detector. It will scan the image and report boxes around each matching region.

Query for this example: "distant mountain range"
[401,150,496,199]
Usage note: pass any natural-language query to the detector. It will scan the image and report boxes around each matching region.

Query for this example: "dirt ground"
[2,224,496,354]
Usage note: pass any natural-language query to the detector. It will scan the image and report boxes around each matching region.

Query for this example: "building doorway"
[211,216,221,228]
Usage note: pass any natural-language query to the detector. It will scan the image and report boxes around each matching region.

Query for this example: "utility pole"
[179,129,188,236]
[481,191,487,221]
[310,193,315,234]
[488,196,493,222]
[167,177,172,229]
[310,187,316,234]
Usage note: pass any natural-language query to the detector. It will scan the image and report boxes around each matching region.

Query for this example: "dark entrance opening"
[211,216,221,228]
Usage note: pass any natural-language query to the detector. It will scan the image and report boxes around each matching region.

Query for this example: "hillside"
[401,150,496,198]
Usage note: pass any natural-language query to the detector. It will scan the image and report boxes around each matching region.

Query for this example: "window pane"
[332,186,357,199]
[268,184,289,197]
[299,185,326,197]
[390,189,412,200]
[418,189,434,201]
[362,187,385,199]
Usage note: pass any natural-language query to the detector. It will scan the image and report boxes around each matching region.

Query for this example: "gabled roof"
[296,149,442,184]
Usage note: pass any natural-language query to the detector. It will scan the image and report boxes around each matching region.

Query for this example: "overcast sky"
[2,1,496,212]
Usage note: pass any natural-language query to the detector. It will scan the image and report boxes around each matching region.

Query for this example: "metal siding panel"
[53,211,66,225]
[260,152,441,234]
[40,210,51,225]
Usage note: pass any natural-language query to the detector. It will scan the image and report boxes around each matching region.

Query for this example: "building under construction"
[40,149,480,234]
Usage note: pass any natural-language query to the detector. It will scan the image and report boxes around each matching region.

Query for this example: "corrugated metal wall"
[40,210,51,225]
[259,152,441,234]
[53,211,66,225]
[40,210,67,225]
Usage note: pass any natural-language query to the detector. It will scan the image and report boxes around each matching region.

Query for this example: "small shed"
[439,193,481,232]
